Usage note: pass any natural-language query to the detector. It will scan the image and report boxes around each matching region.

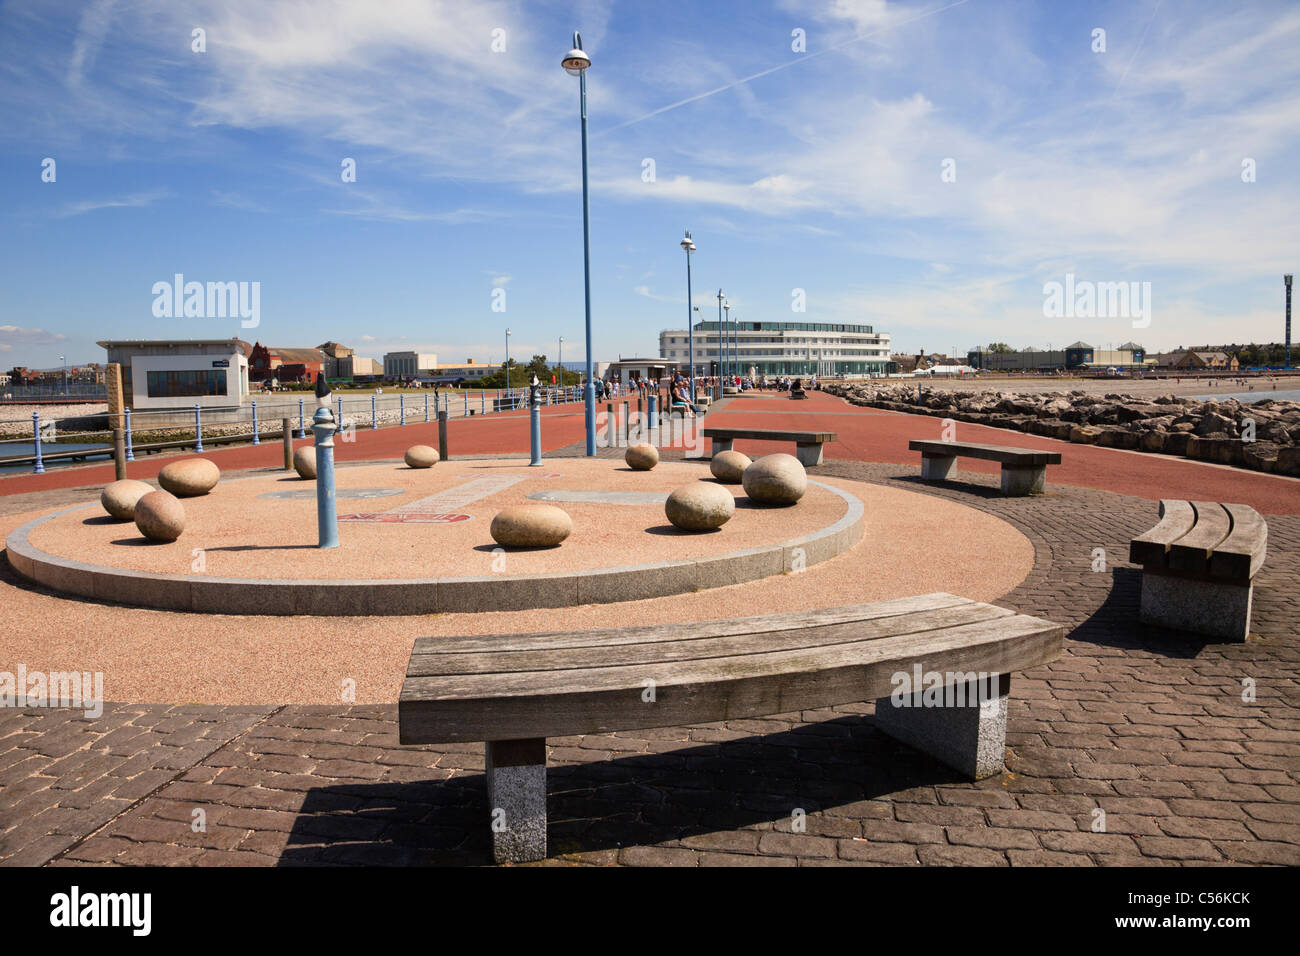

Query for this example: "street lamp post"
[561,32,596,455]
[558,335,564,396]
[681,230,696,407]
[723,301,731,384]
[59,355,66,396]
[716,289,725,383]
[505,327,512,402]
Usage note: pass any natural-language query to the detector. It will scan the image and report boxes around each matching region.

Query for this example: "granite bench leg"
[1139,571,1253,643]
[920,453,957,481]
[1000,464,1046,496]
[710,436,735,456]
[874,672,1010,779]
[795,441,824,467]
[485,738,547,864]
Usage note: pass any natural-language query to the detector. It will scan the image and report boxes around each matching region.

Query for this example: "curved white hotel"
[658,320,893,378]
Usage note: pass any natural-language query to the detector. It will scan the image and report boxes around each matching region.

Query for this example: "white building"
[98,338,250,410]
[659,320,893,379]
[383,351,438,379]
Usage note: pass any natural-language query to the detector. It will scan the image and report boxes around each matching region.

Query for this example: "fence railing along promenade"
[0,386,587,475]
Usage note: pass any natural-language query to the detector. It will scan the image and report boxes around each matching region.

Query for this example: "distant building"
[1172,350,1239,370]
[98,338,252,410]
[606,358,677,388]
[249,343,326,384]
[968,341,1147,371]
[383,351,438,380]
[341,355,381,378]
[660,320,893,378]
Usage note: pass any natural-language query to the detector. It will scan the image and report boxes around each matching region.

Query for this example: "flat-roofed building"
[98,338,252,410]
[383,351,438,380]
[660,320,892,378]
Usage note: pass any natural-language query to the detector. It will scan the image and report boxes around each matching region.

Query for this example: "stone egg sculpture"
[490,505,573,548]
[134,490,186,542]
[665,481,735,531]
[157,458,220,497]
[100,479,154,520]
[741,453,806,505]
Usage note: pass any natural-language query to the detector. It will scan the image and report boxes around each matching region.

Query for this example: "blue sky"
[2,0,1298,370]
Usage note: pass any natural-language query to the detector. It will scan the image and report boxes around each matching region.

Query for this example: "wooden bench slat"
[1168,501,1231,574]
[1210,503,1268,580]
[1129,498,1195,567]
[409,593,972,658]
[399,613,1063,743]
[703,428,836,442]
[407,602,1014,677]
[908,440,1062,466]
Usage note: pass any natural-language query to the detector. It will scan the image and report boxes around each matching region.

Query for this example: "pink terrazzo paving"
[1,462,1033,706]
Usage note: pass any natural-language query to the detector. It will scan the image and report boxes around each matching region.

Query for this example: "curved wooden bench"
[399,593,1063,863]
[1129,499,1268,642]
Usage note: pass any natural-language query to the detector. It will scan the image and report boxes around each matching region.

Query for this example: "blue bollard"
[32,412,44,475]
[648,394,658,430]
[424,392,429,423]
[124,407,135,462]
[400,394,405,426]
[371,394,377,431]
[252,401,260,445]
[481,390,485,415]
[313,385,339,549]
[194,404,203,452]
[298,397,305,438]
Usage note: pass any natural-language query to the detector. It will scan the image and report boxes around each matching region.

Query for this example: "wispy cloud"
[54,189,169,218]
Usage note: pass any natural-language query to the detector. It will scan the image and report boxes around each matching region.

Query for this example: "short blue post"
[648,394,658,430]
[400,394,405,426]
[529,380,542,466]
[298,397,305,438]
[371,393,377,431]
[124,407,135,461]
[463,392,468,417]
[251,401,260,445]
[481,390,485,415]
[313,379,339,549]
[32,412,44,475]
[194,404,204,452]
[424,392,430,422]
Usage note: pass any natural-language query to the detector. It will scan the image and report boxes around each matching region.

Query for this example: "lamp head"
[680,230,695,253]
[562,31,590,75]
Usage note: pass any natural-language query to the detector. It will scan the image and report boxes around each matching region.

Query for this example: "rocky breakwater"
[824,383,1300,477]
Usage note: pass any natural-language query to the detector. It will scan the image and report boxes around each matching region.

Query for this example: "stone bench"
[1129,499,1267,642]
[908,440,1063,496]
[704,426,837,466]
[398,593,1062,863]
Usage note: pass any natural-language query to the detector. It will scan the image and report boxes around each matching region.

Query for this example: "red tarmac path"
[3,391,1299,513]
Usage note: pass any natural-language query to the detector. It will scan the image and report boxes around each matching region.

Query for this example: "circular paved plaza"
[0,393,1297,868]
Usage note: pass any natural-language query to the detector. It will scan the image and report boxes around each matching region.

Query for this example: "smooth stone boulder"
[134,490,185,542]
[405,444,440,468]
[490,505,572,548]
[293,446,317,479]
[709,449,752,483]
[625,443,659,470]
[158,458,220,497]
[741,453,806,505]
[665,481,735,531]
[100,479,154,520]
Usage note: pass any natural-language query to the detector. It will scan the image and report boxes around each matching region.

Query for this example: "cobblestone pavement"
[1,449,1297,866]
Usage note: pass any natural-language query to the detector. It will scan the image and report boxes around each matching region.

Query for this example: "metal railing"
[0,386,588,474]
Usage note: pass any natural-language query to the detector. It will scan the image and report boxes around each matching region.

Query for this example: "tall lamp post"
[505,327,512,400]
[59,354,66,395]
[716,289,725,382]
[561,32,596,455]
[681,230,696,406]
[557,335,564,393]
[723,301,732,383]
[1286,274,1293,369]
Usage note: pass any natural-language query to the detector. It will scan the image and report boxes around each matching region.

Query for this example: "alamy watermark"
[889,665,1002,709]
[1,665,103,718]
[1043,273,1151,329]
[151,273,260,328]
